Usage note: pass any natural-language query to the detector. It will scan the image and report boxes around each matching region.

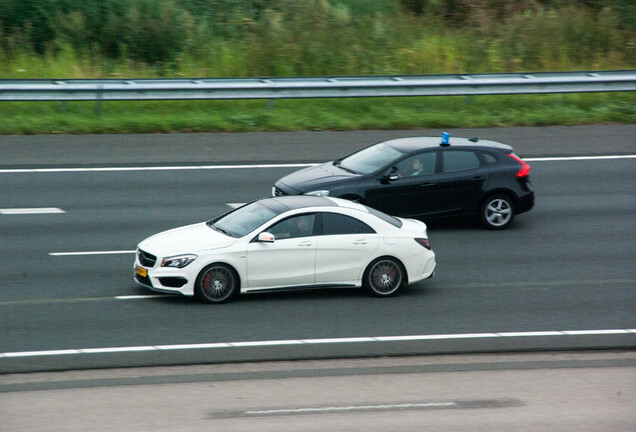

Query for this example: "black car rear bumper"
[516,191,535,214]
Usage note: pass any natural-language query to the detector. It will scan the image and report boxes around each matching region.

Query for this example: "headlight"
[161,254,197,268]
[304,190,330,197]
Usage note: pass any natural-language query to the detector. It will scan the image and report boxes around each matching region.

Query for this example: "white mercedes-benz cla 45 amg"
[134,195,435,304]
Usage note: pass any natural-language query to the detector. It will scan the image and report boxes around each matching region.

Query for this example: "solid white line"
[79,346,156,354]
[0,163,320,174]
[0,207,65,215]
[498,331,563,337]
[524,155,636,162]
[0,155,634,174]
[49,250,135,256]
[2,329,634,358]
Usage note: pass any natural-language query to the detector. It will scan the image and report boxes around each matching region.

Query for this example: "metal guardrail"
[0,70,634,101]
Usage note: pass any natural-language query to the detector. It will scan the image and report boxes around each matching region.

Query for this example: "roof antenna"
[468,137,479,142]
[440,132,450,147]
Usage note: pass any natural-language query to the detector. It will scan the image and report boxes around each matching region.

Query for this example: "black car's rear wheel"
[480,194,514,230]
[195,263,238,304]
[363,257,405,297]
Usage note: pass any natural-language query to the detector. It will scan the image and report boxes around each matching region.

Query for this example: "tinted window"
[481,152,498,164]
[267,214,316,239]
[321,212,375,235]
[364,206,402,228]
[395,151,436,177]
[442,150,481,173]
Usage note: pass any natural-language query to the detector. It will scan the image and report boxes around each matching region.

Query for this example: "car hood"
[139,222,235,255]
[276,162,357,192]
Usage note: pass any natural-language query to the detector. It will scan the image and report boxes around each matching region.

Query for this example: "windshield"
[208,201,281,238]
[339,143,404,175]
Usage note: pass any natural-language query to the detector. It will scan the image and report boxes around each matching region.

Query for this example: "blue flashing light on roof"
[440,132,450,146]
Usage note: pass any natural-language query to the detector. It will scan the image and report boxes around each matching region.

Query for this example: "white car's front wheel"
[195,263,238,304]
[363,257,405,297]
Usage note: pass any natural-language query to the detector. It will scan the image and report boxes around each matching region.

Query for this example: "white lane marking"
[49,250,135,256]
[2,329,634,358]
[524,155,636,162]
[49,202,239,257]
[0,207,65,214]
[245,402,457,415]
[0,163,319,174]
[0,155,634,174]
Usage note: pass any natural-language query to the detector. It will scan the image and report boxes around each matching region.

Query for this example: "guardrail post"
[95,85,103,117]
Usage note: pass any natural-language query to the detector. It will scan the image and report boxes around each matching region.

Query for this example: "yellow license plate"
[135,266,147,277]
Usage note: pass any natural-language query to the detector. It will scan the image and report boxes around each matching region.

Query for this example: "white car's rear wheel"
[363,257,405,297]
[195,263,238,304]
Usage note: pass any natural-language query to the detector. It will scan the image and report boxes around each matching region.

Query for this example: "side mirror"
[258,232,275,243]
[380,167,399,184]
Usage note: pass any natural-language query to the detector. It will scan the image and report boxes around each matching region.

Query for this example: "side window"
[481,152,498,165]
[321,212,375,235]
[395,152,436,177]
[442,150,481,173]
[267,214,315,239]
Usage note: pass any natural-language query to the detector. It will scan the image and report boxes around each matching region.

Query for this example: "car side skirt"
[242,283,359,294]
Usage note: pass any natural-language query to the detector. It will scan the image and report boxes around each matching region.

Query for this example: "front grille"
[137,249,157,267]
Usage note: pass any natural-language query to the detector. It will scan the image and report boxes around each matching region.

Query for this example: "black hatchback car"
[273,134,534,229]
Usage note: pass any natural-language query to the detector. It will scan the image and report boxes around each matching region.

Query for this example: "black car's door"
[435,149,490,214]
[364,151,441,217]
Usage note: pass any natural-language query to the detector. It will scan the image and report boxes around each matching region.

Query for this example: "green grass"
[1,1,633,134]
[1,92,633,135]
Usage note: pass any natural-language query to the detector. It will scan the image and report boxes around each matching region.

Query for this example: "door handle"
[472,176,486,182]
[353,240,368,245]
[419,182,435,187]
[297,241,313,247]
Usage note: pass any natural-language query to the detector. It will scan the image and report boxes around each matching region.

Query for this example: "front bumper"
[134,259,193,296]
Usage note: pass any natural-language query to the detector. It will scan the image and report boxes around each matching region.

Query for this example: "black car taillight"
[509,153,530,178]
[414,238,431,250]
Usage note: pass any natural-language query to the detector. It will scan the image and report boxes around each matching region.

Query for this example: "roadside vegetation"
[0,0,634,134]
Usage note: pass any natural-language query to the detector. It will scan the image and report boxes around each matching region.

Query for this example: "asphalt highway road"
[1,125,635,373]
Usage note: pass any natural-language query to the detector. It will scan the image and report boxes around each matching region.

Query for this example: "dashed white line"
[49,250,135,256]
[0,207,65,215]
[245,402,457,415]
[2,329,634,358]
[115,295,168,300]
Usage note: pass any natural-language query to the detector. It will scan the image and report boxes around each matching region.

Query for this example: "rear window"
[364,205,403,228]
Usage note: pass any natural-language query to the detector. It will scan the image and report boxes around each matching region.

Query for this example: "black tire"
[194,263,238,304]
[362,257,406,297]
[480,194,515,230]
